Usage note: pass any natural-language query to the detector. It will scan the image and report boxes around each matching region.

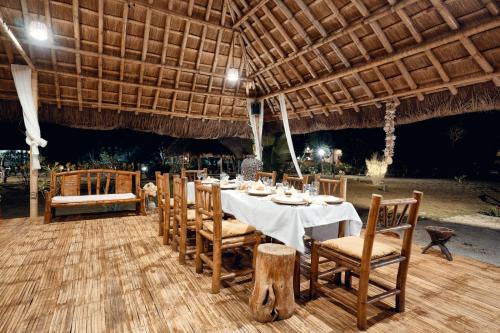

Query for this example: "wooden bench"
[44,169,145,223]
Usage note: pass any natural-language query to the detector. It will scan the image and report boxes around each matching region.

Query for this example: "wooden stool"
[422,226,455,261]
[249,244,296,322]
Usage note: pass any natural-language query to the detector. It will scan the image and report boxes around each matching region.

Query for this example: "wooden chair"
[283,173,309,191]
[255,171,277,186]
[172,176,197,264]
[314,175,347,200]
[194,181,262,293]
[309,191,423,330]
[155,172,171,245]
[181,168,208,182]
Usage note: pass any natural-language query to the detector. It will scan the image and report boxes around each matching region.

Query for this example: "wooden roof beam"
[114,0,233,34]
[286,70,499,117]
[259,17,500,98]
[136,7,152,109]
[252,0,420,77]
[43,0,61,109]
[189,0,213,116]
[351,0,424,101]
[430,0,500,86]
[117,3,128,113]
[0,14,34,69]
[97,0,103,112]
[72,0,83,111]
[232,0,270,29]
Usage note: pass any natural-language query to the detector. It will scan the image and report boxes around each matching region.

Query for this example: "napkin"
[252,180,265,191]
[276,187,285,196]
[302,193,327,206]
[289,186,298,195]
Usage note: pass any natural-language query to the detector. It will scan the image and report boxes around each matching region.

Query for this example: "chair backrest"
[255,171,277,186]
[173,176,187,230]
[181,168,208,182]
[156,171,170,212]
[283,173,309,191]
[194,181,223,242]
[315,175,347,200]
[362,191,423,266]
[51,169,140,196]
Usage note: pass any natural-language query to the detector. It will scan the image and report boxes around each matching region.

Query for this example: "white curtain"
[247,99,264,160]
[11,64,47,170]
[278,94,302,178]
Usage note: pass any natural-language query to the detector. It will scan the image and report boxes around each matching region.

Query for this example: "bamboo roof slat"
[0,0,498,136]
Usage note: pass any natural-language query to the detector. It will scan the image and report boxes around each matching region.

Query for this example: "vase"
[241,156,263,181]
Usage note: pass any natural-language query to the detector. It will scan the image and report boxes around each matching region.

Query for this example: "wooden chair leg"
[158,206,164,237]
[163,215,171,245]
[171,219,179,251]
[395,258,410,312]
[345,270,352,289]
[195,232,204,274]
[357,271,370,330]
[309,242,320,299]
[44,199,52,224]
[179,224,187,265]
[294,251,301,298]
[211,241,222,294]
[252,232,262,280]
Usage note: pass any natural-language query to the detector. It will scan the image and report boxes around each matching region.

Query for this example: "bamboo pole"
[30,70,38,220]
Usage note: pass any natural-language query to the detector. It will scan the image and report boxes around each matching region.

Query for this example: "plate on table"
[247,189,272,196]
[202,179,219,185]
[271,195,308,205]
[220,183,237,190]
[317,195,344,204]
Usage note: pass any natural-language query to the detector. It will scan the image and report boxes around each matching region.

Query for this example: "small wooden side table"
[422,226,455,261]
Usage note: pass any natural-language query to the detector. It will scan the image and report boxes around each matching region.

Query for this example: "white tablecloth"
[187,182,362,253]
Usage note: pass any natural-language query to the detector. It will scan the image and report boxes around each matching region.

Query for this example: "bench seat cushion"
[52,193,137,204]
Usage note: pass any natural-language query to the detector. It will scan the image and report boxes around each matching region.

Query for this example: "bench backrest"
[50,169,141,196]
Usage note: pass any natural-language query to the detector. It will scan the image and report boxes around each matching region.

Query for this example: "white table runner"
[187,182,362,253]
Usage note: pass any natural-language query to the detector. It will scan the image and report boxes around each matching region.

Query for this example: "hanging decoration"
[383,102,397,165]
[278,94,303,178]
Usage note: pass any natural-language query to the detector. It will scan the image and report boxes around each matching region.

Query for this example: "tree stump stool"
[422,226,455,261]
[249,244,296,322]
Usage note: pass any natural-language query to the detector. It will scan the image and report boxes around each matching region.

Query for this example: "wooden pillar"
[29,70,38,220]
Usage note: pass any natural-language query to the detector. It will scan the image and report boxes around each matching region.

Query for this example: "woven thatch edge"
[0,102,253,139]
[271,82,500,134]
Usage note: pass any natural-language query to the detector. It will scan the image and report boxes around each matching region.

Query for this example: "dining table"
[186,181,362,296]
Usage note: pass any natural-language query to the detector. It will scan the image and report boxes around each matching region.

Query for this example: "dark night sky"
[1,111,499,179]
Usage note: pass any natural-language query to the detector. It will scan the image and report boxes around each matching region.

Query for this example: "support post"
[30,70,39,220]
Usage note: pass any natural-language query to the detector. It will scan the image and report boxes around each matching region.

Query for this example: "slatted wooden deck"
[0,214,499,332]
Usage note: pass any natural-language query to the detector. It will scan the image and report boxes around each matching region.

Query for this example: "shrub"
[365,153,387,185]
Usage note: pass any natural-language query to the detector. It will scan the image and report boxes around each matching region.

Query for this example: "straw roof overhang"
[0,0,498,138]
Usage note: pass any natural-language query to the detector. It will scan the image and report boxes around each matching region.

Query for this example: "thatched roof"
[0,0,498,138]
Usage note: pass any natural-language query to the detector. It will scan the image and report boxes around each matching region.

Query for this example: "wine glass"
[197,170,203,180]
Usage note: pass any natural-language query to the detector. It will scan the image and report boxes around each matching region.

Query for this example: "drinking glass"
[197,170,203,180]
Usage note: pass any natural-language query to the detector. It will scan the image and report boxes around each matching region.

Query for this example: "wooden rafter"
[260,17,500,99]
[97,0,103,112]
[118,3,128,113]
[232,0,270,28]
[43,0,61,109]
[136,4,152,109]
[0,14,34,69]
[72,0,83,111]
[429,0,500,86]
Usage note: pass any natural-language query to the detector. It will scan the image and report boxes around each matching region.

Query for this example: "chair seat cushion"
[203,219,256,238]
[52,193,136,204]
[322,236,399,260]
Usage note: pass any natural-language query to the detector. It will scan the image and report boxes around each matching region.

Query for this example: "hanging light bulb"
[227,68,239,82]
[29,20,48,41]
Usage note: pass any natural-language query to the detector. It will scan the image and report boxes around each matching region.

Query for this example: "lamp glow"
[318,148,326,157]
[226,68,239,82]
[29,20,48,41]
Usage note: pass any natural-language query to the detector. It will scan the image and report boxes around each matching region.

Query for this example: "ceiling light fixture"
[29,20,48,41]
[227,68,239,82]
